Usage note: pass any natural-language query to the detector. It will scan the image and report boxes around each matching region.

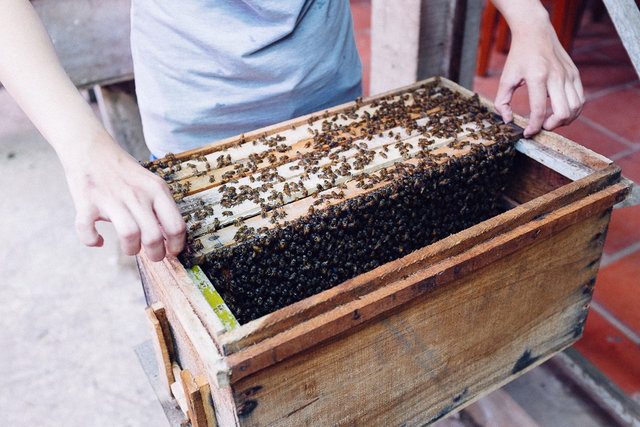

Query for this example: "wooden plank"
[218,163,621,354]
[94,81,149,162]
[163,257,228,344]
[145,303,175,392]
[614,177,639,208]
[516,131,612,173]
[224,180,629,383]
[440,0,485,88]
[180,369,212,427]
[229,207,613,425]
[195,375,219,427]
[515,138,596,181]
[32,0,134,88]
[602,0,640,78]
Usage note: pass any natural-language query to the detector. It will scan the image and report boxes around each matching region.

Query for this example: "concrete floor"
[0,89,168,426]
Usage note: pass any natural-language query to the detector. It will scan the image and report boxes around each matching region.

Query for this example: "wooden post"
[602,0,640,78]
[370,0,483,94]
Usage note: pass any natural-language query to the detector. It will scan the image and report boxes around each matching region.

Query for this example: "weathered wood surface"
[602,0,640,78]
[219,163,621,355]
[229,207,613,425]
[180,369,218,427]
[441,0,484,88]
[32,0,133,88]
[138,254,239,426]
[145,303,175,392]
[135,77,631,426]
[137,176,629,425]
[223,180,628,385]
[370,0,483,93]
[195,375,219,427]
[505,153,573,204]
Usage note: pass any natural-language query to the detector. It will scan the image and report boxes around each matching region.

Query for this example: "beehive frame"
[145,77,522,324]
[137,77,631,426]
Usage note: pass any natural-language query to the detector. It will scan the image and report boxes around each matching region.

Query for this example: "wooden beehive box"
[137,77,631,426]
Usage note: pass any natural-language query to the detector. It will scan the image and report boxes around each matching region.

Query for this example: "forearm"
[490,0,550,33]
[0,0,186,260]
[0,0,109,166]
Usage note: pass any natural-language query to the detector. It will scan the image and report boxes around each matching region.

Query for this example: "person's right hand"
[0,1,185,261]
[62,134,186,262]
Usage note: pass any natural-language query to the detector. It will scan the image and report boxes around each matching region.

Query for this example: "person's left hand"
[493,9,584,138]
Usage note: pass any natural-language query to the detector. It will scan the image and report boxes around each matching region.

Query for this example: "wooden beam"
[145,303,175,393]
[602,0,640,78]
[180,369,217,427]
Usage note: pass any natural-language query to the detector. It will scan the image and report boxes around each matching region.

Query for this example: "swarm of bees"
[143,79,522,324]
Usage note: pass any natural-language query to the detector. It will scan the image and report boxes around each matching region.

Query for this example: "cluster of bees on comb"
[144,78,522,324]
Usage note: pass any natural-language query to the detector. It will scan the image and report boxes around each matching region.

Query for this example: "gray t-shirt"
[130,0,363,157]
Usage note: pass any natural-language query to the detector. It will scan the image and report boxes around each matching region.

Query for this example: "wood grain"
[230,208,613,426]
[195,375,219,427]
[603,0,640,77]
[138,254,239,426]
[180,369,214,427]
[218,163,621,354]
[145,303,174,392]
[224,181,629,385]
[505,152,573,204]
[134,77,630,426]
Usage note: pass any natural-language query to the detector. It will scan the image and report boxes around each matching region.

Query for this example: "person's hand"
[61,134,186,262]
[0,1,185,261]
[492,1,584,138]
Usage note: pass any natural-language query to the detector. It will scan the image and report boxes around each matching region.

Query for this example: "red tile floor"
[350,0,640,402]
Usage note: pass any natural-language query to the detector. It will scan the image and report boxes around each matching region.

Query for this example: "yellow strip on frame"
[187,265,239,331]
